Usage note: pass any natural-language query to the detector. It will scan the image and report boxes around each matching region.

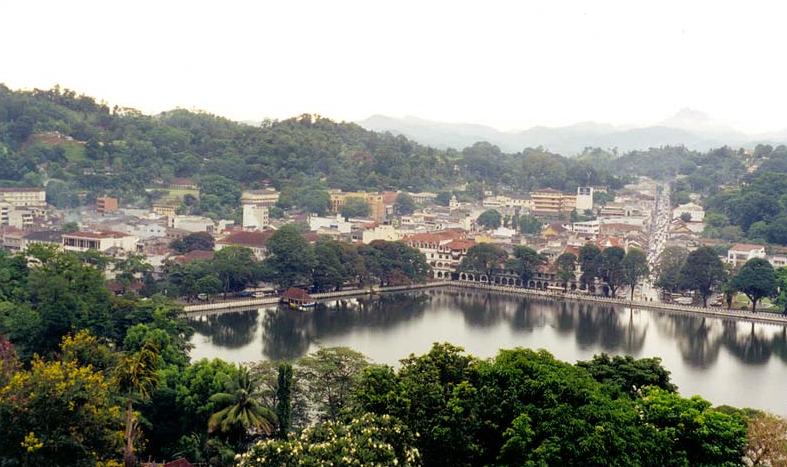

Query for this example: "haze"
[2,0,785,133]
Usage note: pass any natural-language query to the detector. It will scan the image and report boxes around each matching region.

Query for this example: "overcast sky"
[2,1,785,132]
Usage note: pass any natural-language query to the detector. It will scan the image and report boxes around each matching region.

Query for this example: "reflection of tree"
[259,293,430,361]
[451,291,509,327]
[653,314,722,368]
[773,327,787,364]
[723,322,772,365]
[509,300,547,331]
[189,310,259,348]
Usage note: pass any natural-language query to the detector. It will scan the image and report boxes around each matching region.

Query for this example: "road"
[640,182,671,301]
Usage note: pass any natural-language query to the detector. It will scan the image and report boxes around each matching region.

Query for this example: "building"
[0,203,35,229]
[530,189,576,216]
[576,187,594,212]
[22,230,64,250]
[62,231,139,253]
[215,230,275,259]
[96,196,119,214]
[569,219,600,235]
[408,192,437,204]
[727,243,767,268]
[329,190,385,222]
[404,230,468,279]
[172,215,214,233]
[242,203,269,230]
[152,202,178,219]
[0,187,46,208]
[362,224,402,244]
[241,189,280,207]
[309,214,352,234]
[672,202,705,222]
[169,178,197,189]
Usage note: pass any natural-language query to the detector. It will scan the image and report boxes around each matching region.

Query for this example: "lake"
[189,288,787,415]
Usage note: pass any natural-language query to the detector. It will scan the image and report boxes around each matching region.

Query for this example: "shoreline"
[182,280,787,326]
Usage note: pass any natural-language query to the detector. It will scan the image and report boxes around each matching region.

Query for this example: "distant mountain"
[358,110,774,156]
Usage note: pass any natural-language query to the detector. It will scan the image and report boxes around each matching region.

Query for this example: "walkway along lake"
[189,288,787,416]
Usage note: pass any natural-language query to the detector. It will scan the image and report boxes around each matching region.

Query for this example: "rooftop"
[63,230,132,239]
[730,243,766,252]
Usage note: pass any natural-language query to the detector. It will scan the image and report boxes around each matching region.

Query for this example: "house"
[404,230,468,279]
[242,204,269,230]
[215,230,275,259]
[673,202,705,222]
[23,230,64,250]
[172,215,214,233]
[727,243,767,268]
[62,231,139,253]
[168,178,197,189]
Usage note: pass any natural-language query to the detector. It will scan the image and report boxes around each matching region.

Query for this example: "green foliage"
[477,209,502,229]
[732,258,777,312]
[262,224,316,289]
[170,232,215,254]
[579,243,602,287]
[556,252,577,290]
[238,413,421,467]
[459,243,508,278]
[509,246,546,284]
[577,354,677,398]
[340,196,371,218]
[394,192,416,215]
[680,246,727,307]
[276,363,293,439]
[208,366,277,443]
[296,347,368,421]
[655,246,689,294]
[517,214,542,234]
[598,246,626,297]
[622,248,649,299]
[774,267,787,314]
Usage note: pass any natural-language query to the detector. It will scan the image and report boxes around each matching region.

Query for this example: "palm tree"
[208,365,277,445]
[115,340,160,467]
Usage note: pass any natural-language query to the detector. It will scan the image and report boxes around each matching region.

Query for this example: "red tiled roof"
[282,287,311,300]
[730,243,765,252]
[445,239,475,250]
[404,229,465,243]
[217,230,274,248]
[64,230,131,239]
[382,191,399,205]
[169,177,194,186]
[172,249,215,264]
[599,223,642,234]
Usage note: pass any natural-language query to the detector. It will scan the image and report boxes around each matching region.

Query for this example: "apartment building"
[329,190,385,222]
[62,231,139,253]
[96,196,119,214]
[241,189,280,207]
[531,189,577,216]
[0,187,46,208]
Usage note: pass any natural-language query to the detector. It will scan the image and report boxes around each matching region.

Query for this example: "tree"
[394,192,416,215]
[680,246,727,307]
[679,212,692,222]
[296,347,368,421]
[312,239,347,292]
[556,252,577,291]
[765,216,787,245]
[509,246,546,285]
[195,274,223,300]
[276,363,293,439]
[477,209,502,229]
[579,243,602,288]
[170,231,215,253]
[622,248,649,300]
[213,246,258,296]
[340,196,370,218]
[435,191,451,206]
[598,246,626,297]
[238,413,420,467]
[263,225,316,289]
[518,215,542,234]
[654,246,688,294]
[115,339,161,467]
[732,258,776,312]
[577,354,676,397]
[61,221,79,233]
[459,243,508,280]
[774,267,787,314]
[743,412,787,466]
[0,356,123,465]
[208,365,277,444]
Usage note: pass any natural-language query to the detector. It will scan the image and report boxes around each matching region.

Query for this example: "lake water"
[189,289,787,415]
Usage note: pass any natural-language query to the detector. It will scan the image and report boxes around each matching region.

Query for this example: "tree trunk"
[752,297,758,313]
[124,398,135,467]
[702,295,708,307]
[630,285,635,301]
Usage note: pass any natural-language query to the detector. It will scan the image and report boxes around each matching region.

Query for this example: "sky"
[2,0,786,133]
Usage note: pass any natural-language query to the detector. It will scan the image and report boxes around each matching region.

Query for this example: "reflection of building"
[62,231,138,253]
[96,196,118,214]
[531,189,576,216]
[329,190,385,222]
[0,187,46,207]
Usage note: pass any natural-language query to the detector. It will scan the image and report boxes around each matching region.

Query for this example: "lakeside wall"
[182,280,787,326]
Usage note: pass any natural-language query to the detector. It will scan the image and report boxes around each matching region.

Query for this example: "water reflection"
[189,288,787,413]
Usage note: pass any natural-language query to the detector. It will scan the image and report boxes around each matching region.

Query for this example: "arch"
[459,273,467,281]
[480,274,488,283]
[436,271,443,278]
[541,282,548,290]
[528,280,535,288]
[570,283,577,291]
[536,281,542,289]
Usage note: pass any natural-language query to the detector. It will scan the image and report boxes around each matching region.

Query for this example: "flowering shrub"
[238,413,420,466]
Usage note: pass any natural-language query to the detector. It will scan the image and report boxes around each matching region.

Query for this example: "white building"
[672,202,705,222]
[727,243,766,268]
[0,188,46,208]
[62,231,139,253]
[569,219,600,235]
[242,204,269,230]
[172,215,215,233]
[576,187,594,212]
[309,214,352,234]
[362,224,402,244]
